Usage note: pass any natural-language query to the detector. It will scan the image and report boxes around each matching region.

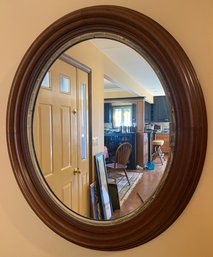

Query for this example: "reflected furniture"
[106,142,132,185]
[104,132,136,169]
[155,133,170,153]
[152,139,166,165]
[152,96,170,122]
[108,179,120,211]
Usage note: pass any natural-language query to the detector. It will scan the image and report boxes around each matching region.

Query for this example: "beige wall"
[0,1,212,257]
[66,41,105,155]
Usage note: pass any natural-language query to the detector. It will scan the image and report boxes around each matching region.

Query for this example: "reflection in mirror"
[32,38,172,221]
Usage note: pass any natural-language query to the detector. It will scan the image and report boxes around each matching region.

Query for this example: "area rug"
[108,171,143,206]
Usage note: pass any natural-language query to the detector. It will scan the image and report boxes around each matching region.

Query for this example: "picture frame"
[94,152,113,220]
[90,182,103,220]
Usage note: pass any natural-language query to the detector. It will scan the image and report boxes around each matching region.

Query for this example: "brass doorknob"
[73,168,81,175]
[72,108,77,115]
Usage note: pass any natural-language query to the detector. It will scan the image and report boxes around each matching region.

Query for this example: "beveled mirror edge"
[6,5,207,251]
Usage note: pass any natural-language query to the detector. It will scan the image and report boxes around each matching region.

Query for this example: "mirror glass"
[31,38,172,220]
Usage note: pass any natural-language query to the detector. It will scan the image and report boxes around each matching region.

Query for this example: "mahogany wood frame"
[7,6,207,251]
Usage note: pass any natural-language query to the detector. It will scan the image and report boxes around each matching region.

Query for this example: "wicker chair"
[106,142,132,185]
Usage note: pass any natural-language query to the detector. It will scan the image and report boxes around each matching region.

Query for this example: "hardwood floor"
[112,155,168,219]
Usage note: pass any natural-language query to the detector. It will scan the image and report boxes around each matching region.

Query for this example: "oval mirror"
[7,6,207,250]
[31,38,172,220]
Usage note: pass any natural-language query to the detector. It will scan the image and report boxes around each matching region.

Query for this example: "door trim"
[59,54,93,185]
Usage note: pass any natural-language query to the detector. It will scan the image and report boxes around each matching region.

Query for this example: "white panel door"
[33,59,90,216]
[33,59,78,211]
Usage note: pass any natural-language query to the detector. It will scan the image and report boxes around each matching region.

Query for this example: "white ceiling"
[91,39,165,96]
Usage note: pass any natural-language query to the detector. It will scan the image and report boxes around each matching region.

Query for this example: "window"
[81,83,87,159]
[60,75,71,93]
[112,106,132,128]
[41,71,51,88]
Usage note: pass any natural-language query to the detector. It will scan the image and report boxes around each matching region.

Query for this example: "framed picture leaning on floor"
[94,152,113,220]
[90,182,102,220]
